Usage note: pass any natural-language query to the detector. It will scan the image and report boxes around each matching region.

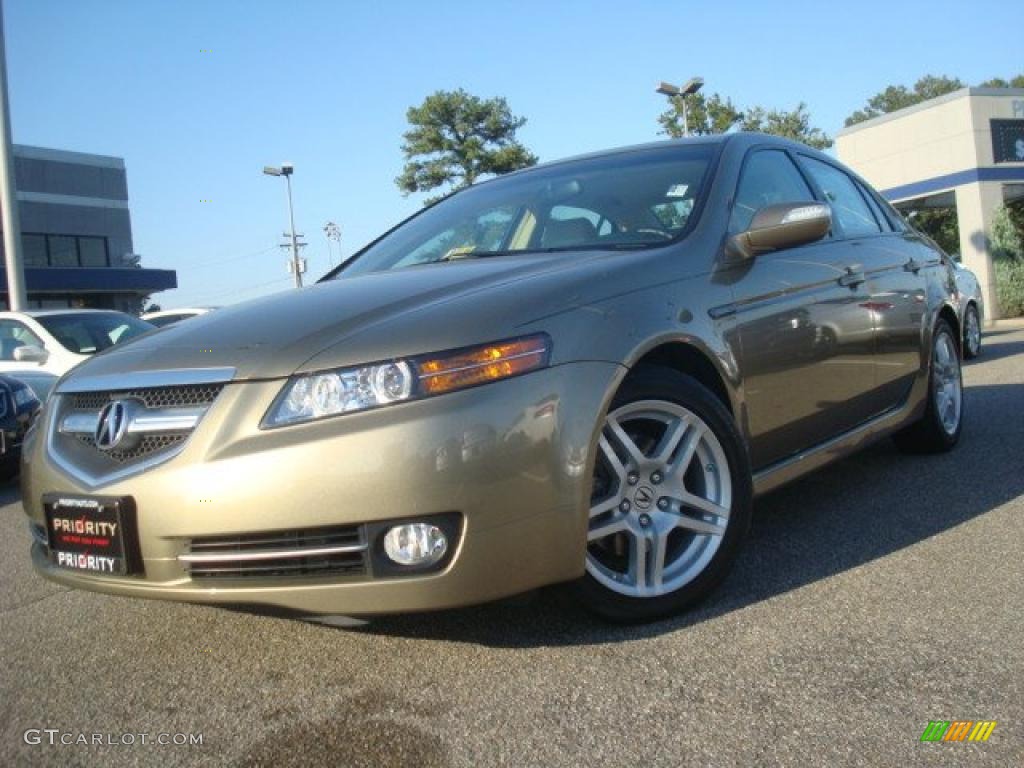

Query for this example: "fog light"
[383,523,448,566]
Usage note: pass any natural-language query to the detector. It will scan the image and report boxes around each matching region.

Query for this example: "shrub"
[994,258,1024,318]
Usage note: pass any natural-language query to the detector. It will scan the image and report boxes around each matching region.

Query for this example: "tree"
[658,92,831,148]
[844,74,1024,127]
[740,103,832,149]
[396,89,537,202]
[908,209,960,256]
[980,75,1024,88]
[658,92,743,138]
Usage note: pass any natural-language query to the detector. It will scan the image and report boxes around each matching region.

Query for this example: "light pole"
[656,77,704,137]
[263,163,304,288]
[323,221,341,268]
[0,1,26,310]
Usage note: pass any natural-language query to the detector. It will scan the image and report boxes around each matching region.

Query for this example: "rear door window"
[799,156,882,238]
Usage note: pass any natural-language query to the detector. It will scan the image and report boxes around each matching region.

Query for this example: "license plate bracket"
[43,494,143,576]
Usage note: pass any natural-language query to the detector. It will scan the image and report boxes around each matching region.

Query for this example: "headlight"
[263,334,550,427]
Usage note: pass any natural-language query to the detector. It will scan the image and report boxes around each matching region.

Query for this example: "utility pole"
[279,230,306,282]
[324,221,341,268]
[263,163,306,288]
[0,0,26,310]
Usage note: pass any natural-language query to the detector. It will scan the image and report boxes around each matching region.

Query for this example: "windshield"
[36,312,154,354]
[334,144,715,278]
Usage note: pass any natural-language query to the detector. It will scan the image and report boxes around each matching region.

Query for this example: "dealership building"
[0,144,176,312]
[836,87,1024,321]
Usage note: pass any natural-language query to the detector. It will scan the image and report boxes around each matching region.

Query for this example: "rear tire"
[963,304,981,359]
[575,366,752,623]
[893,319,963,454]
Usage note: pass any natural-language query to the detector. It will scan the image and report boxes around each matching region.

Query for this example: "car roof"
[466,132,820,188]
[142,307,214,316]
[0,309,126,318]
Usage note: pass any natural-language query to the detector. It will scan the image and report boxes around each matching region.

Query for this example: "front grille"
[75,433,188,463]
[183,525,367,580]
[71,384,223,411]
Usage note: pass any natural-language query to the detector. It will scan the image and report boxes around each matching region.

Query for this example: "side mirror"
[727,202,831,261]
[13,344,48,364]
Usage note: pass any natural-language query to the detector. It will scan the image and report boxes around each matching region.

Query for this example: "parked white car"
[0,309,155,378]
[140,307,215,328]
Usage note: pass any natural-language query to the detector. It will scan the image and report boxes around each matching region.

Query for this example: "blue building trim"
[881,166,1024,202]
[0,267,177,293]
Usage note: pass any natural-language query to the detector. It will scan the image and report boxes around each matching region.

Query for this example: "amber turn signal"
[416,335,550,396]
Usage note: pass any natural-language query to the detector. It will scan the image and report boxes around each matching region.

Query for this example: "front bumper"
[22,362,623,614]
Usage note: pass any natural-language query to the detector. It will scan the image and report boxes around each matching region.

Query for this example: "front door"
[728,149,876,470]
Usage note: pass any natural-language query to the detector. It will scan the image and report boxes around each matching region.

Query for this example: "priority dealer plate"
[44,495,142,576]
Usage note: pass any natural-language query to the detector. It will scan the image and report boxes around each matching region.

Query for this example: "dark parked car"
[22,134,963,621]
[0,374,41,481]
[952,260,984,358]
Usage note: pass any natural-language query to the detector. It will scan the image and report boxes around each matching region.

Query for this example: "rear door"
[731,149,877,470]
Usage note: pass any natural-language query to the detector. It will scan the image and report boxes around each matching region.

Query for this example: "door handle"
[838,265,865,288]
[904,258,922,273]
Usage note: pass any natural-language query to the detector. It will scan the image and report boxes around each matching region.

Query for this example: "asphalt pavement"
[2,321,1023,768]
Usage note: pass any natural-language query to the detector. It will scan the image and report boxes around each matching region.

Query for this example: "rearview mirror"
[13,344,48,364]
[727,202,831,261]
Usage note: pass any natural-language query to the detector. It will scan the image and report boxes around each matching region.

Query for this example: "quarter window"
[729,150,816,234]
[800,156,882,238]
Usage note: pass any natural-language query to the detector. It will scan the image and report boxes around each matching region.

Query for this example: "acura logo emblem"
[634,485,654,510]
[95,400,130,450]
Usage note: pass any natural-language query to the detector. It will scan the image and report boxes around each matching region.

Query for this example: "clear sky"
[6,0,1021,308]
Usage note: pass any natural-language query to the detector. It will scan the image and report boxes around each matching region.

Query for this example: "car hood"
[64,252,619,383]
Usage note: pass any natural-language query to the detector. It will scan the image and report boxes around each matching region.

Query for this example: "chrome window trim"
[56,367,236,395]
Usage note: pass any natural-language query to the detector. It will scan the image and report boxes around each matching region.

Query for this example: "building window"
[19,233,110,267]
[23,234,48,267]
[48,235,78,266]
[78,236,109,266]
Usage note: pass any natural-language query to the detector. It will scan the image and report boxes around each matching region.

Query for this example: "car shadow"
[966,338,1024,363]
[0,480,21,505]
[315,376,1023,647]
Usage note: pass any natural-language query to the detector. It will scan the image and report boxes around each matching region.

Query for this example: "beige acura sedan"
[22,134,963,621]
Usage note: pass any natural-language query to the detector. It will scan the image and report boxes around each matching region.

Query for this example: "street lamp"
[263,163,304,288]
[656,77,704,137]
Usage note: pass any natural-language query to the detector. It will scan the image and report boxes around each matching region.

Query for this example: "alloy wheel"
[933,331,962,436]
[965,307,981,358]
[587,400,732,598]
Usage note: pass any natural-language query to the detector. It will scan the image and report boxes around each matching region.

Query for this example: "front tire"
[893,319,963,454]
[576,366,752,622]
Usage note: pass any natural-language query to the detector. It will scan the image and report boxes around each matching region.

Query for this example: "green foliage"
[994,260,1024,317]
[991,204,1024,262]
[658,92,743,138]
[980,75,1024,88]
[396,89,537,202]
[991,205,1024,318]
[658,92,830,148]
[740,103,832,149]
[909,208,960,256]
[845,73,1024,127]
[845,75,965,126]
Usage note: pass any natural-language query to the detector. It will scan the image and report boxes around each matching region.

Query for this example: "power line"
[182,275,292,305]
